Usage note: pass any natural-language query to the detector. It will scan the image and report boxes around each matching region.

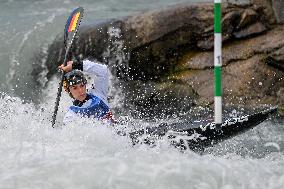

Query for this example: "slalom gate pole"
[214,0,222,128]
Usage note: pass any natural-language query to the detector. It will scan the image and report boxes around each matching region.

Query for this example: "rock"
[226,0,251,7]
[120,80,197,118]
[124,3,214,79]
[173,69,215,104]
[222,10,242,34]
[277,88,284,114]
[178,25,284,71]
[272,0,284,23]
[233,22,267,38]
[39,1,283,117]
[197,10,242,50]
[277,88,284,101]
[42,1,278,80]
[41,3,215,81]
[251,0,277,25]
[174,25,284,107]
[223,55,283,106]
[266,46,284,71]
[237,8,258,29]
[122,4,213,48]
[177,54,284,107]
[176,51,213,70]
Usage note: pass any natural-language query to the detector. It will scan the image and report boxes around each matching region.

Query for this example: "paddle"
[51,7,84,127]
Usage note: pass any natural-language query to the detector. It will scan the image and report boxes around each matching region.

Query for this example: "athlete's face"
[69,83,87,101]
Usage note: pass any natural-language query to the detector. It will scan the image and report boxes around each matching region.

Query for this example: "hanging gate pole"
[214,0,222,127]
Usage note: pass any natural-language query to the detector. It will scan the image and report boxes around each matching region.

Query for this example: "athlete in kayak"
[59,59,116,124]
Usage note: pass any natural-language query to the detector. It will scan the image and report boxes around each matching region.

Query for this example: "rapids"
[0,87,284,188]
[0,0,283,188]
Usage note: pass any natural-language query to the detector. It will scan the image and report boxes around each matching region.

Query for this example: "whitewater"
[0,0,283,188]
[1,86,284,188]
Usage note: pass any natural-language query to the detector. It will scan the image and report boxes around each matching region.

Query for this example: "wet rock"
[197,10,242,50]
[233,22,267,38]
[251,0,277,25]
[120,80,197,118]
[122,4,213,49]
[272,0,284,23]
[178,25,284,71]
[40,1,284,117]
[277,88,284,113]
[43,1,278,80]
[176,51,213,70]
[277,87,284,101]
[175,25,284,107]
[266,46,284,71]
[197,37,214,50]
[124,4,214,79]
[222,10,242,35]
[237,9,258,29]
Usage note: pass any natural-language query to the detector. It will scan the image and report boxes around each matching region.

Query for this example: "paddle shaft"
[51,46,70,127]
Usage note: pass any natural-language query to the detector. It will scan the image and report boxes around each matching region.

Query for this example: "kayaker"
[58,59,116,124]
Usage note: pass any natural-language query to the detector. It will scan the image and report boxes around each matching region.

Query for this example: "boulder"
[272,0,284,23]
[251,0,277,25]
[233,22,267,38]
[42,1,279,80]
[174,25,284,107]
[267,46,284,71]
[38,1,284,117]
[237,8,259,29]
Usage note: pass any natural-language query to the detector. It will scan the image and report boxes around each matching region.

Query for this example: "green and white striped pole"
[214,0,222,127]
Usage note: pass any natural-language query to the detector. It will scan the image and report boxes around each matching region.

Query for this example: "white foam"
[264,142,281,151]
[0,0,283,188]
[1,89,284,189]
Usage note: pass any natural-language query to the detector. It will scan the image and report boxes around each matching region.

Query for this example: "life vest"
[69,93,110,119]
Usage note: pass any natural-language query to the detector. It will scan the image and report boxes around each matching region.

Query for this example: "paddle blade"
[64,7,84,49]
[51,7,84,127]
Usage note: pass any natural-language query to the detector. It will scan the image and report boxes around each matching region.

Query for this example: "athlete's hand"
[58,61,73,72]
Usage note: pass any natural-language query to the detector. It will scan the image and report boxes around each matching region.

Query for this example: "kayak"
[129,107,277,151]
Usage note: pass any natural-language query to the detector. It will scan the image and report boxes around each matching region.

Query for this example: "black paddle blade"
[64,7,84,50]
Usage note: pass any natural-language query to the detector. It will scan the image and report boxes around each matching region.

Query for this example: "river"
[0,0,283,188]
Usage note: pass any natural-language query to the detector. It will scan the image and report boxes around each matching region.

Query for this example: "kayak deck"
[129,107,277,151]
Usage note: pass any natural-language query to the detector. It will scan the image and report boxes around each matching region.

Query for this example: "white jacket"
[63,60,110,124]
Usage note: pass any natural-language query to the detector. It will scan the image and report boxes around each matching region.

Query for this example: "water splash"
[264,142,281,151]
[104,26,130,78]
[1,0,284,188]
[1,80,284,189]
